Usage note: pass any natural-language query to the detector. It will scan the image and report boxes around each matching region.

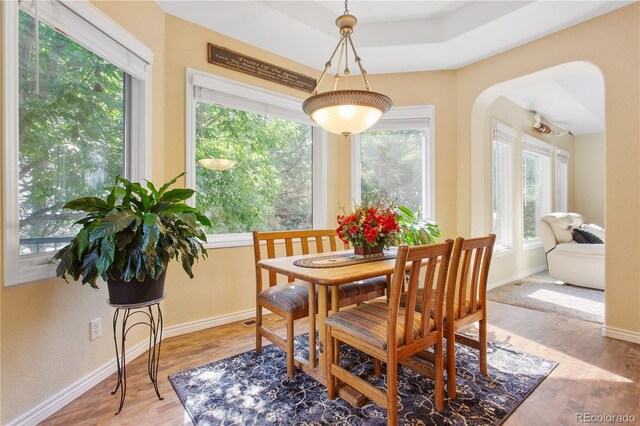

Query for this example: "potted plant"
[54,173,210,304]
[392,205,441,246]
[336,196,400,257]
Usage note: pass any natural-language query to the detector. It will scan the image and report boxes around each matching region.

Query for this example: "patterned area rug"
[169,335,557,425]
[487,271,604,323]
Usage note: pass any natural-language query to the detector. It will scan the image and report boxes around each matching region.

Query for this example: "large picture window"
[352,106,435,220]
[491,120,515,252]
[3,1,152,285]
[522,135,552,244]
[195,103,312,233]
[186,70,326,247]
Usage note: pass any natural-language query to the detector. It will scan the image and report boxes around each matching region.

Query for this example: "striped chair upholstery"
[400,288,471,319]
[325,301,432,349]
[259,276,387,314]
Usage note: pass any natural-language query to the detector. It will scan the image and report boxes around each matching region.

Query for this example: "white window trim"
[351,105,436,221]
[185,69,327,249]
[555,147,570,212]
[2,0,152,286]
[491,119,515,254]
[521,133,552,250]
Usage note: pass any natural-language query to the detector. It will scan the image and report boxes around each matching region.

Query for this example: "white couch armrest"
[553,242,605,257]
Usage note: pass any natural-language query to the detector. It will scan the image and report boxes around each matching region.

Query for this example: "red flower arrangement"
[336,198,400,249]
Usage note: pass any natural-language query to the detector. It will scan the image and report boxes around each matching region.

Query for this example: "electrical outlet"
[90,318,101,341]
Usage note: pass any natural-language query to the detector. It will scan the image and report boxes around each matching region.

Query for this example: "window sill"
[492,248,513,258]
[523,240,543,251]
[203,233,254,249]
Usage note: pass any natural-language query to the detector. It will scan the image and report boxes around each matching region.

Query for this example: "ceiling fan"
[531,111,572,136]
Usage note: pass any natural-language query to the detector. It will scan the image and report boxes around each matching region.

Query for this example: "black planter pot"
[107,271,167,305]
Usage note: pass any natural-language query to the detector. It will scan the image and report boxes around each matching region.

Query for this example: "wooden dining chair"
[253,229,387,377]
[325,240,454,425]
[399,233,496,399]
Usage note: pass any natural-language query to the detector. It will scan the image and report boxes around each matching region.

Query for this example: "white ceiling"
[157,0,628,134]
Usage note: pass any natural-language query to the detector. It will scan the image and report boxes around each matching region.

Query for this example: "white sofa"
[537,212,605,290]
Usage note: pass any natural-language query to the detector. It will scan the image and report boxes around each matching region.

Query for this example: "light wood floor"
[42,301,640,425]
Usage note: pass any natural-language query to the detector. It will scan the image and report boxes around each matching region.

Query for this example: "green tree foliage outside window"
[195,103,312,234]
[523,153,544,240]
[18,11,126,255]
[360,129,425,214]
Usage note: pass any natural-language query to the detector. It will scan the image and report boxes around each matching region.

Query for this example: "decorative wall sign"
[207,44,317,93]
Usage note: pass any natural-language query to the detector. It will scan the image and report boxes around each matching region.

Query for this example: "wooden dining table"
[257,249,398,406]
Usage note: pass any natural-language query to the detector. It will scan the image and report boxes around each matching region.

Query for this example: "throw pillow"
[572,228,604,244]
[580,223,605,242]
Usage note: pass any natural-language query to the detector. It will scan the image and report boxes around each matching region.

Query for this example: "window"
[491,120,515,252]
[351,106,435,220]
[556,149,570,212]
[3,1,152,285]
[186,70,327,247]
[522,135,552,244]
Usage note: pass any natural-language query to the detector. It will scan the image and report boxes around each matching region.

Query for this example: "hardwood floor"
[42,301,640,425]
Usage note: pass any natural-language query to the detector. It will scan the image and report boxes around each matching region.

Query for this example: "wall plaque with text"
[207,44,317,93]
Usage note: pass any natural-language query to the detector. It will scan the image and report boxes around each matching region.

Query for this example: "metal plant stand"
[109,294,165,415]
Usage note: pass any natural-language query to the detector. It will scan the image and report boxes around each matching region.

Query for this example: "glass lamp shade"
[303,90,392,136]
[197,158,236,171]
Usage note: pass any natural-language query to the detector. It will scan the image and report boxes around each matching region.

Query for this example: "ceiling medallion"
[302,0,392,136]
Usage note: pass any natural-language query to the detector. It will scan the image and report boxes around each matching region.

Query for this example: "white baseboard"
[601,325,640,344]
[7,308,260,426]
[6,339,149,426]
[487,265,547,290]
[162,308,256,339]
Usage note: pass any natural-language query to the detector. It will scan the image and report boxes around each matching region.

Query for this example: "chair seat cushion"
[259,276,387,313]
[259,282,310,313]
[335,276,387,302]
[400,288,471,319]
[325,301,432,349]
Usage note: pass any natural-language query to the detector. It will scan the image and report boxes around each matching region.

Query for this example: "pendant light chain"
[302,0,392,136]
[34,0,40,95]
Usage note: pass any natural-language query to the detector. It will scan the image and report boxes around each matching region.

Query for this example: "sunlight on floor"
[527,289,603,315]
[488,324,633,383]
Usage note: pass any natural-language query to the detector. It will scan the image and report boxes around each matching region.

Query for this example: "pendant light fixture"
[302,0,392,136]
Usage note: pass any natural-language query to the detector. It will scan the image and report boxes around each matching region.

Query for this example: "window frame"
[521,134,553,249]
[2,0,153,286]
[491,119,515,254]
[185,69,327,248]
[555,148,570,213]
[350,105,436,221]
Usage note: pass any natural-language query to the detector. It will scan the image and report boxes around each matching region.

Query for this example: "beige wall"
[456,4,639,335]
[484,96,575,284]
[574,133,605,226]
[1,2,638,423]
[0,1,167,423]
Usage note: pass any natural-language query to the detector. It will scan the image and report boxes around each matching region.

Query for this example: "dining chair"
[399,233,496,399]
[325,240,454,424]
[252,229,388,377]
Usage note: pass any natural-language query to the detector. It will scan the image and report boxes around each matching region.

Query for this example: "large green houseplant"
[392,205,441,246]
[54,173,210,304]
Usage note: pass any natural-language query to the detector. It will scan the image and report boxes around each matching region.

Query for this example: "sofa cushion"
[541,212,584,243]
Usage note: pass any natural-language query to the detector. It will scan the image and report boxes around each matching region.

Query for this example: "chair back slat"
[447,234,496,321]
[469,247,482,313]
[301,237,310,254]
[416,257,436,338]
[390,241,453,352]
[253,229,346,291]
[457,249,471,319]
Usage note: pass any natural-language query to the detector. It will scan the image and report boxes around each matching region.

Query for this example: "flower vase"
[353,244,384,258]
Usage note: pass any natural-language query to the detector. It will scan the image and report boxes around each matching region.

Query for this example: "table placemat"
[293,251,396,268]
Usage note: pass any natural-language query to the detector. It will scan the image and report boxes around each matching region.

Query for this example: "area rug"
[169,335,557,425]
[487,271,604,323]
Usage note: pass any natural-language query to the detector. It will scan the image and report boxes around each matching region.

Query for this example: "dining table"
[257,248,398,406]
